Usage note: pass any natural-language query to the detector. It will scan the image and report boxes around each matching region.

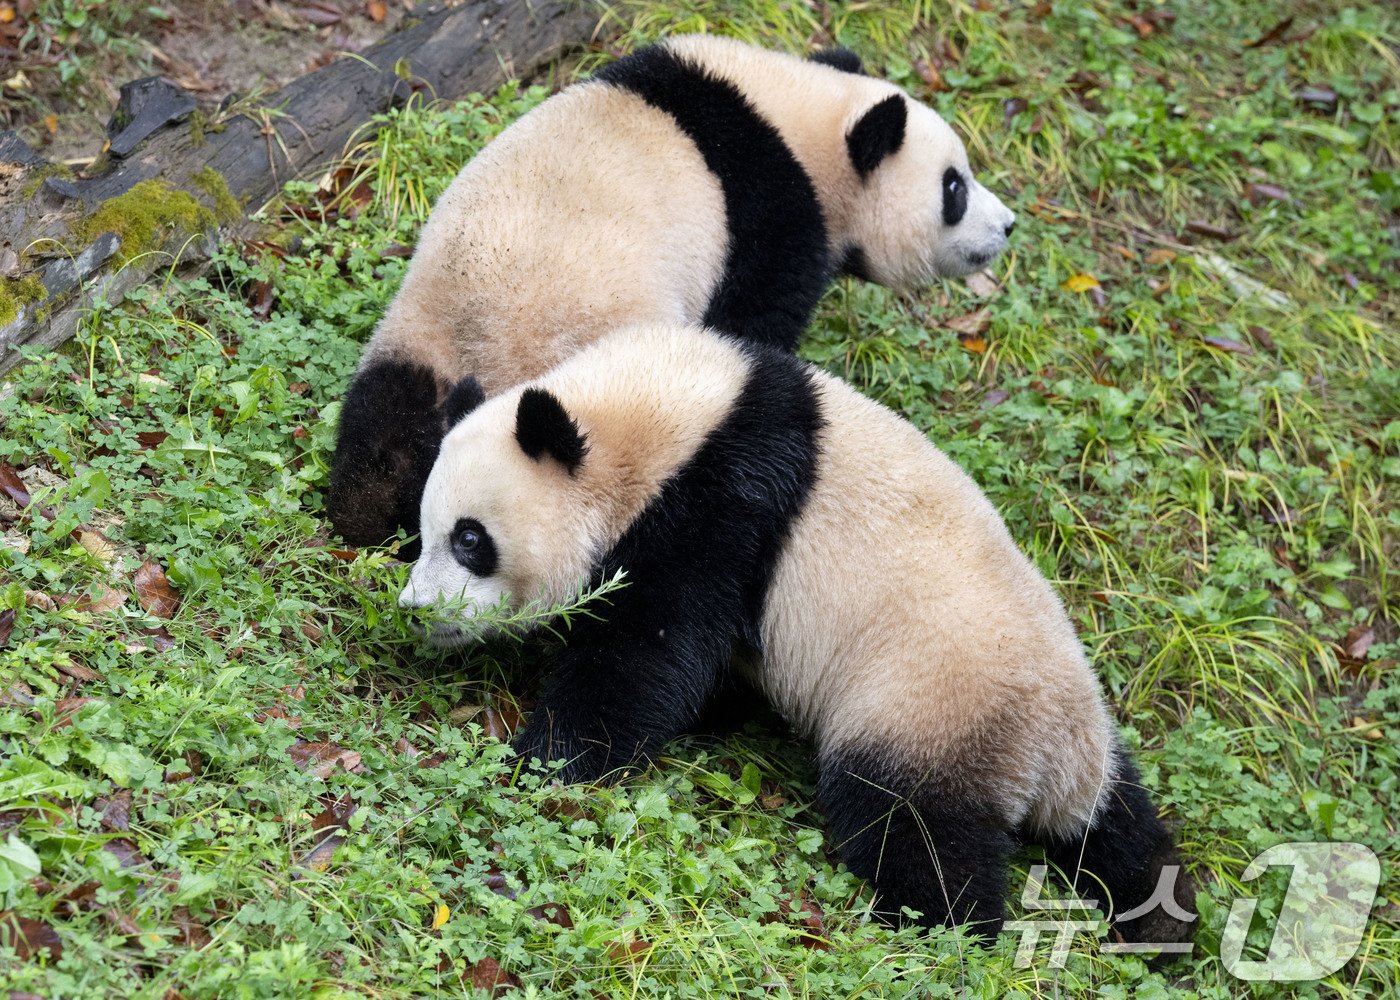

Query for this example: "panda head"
[399,380,599,645]
[831,66,1016,287]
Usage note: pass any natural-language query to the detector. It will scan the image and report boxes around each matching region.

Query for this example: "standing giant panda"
[399,324,1194,944]
[328,35,1017,558]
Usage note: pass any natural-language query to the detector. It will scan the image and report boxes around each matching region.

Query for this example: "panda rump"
[403,324,1193,943]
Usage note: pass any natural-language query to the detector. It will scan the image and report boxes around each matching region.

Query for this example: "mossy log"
[0,0,596,374]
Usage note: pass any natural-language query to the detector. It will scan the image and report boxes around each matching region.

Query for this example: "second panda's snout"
[956,182,1016,271]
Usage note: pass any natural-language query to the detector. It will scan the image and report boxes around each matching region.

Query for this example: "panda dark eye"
[942,168,968,227]
[450,518,498,575]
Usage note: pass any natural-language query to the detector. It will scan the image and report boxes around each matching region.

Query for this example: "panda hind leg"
[1037,742,1196,948]
[819,746,1015,936]
[328,359,468,558]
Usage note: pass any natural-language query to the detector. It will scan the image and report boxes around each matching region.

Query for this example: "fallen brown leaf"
[466,956,521,996]
[135,431,169,449]
[761,892,829,950]
[479,705,521,742]
[165,750,203,783]
[526,902,574,928]
[55,658,102,683]
[792,895,828,950]
[1145,248,1177,266]
[607,940,653,963]
[981,388,1010,409]
[1246,182,1289,205]
[367,0,386,21]
[0,680,34,707]
[1246,325,1278,352]
[0,608,14,648]
[1185,220,1235,241]
[0,913,62,961]
[101,906,142,938]
[1344,625,1376,663]
[945,308,991,337]
[250,280,275,320]
[101,789,132,832]
[102,837,146,869]
[483,865,518,900]
[172,906,212,949]
[297,3,341,26]
[1246,16,1293,48]
[24,590,56,611]
[133,561,180,619]
[288,740,364,779]
[1295,86,1337,109]
[137,625,178,652]
[964,270,1000,298]
[76,583,127,615]
[54,696,96,728]
[255,705,303,728]
[75,527,117,563]
[1351,715,1384,740]
[1201,336,1253,355]
[309,792,356,834]
[299,792,356,870]
[0,461,31,507]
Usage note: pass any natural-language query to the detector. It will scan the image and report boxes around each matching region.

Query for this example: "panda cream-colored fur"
[327,34,1015,557]
[401,324,1193,942]
[664,35,1015,287]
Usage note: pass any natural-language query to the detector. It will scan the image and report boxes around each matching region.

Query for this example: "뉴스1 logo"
[1007,841,1381,981]
[1220,842,1381,981]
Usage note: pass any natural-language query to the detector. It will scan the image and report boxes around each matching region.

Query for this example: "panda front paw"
[511,713,631,785]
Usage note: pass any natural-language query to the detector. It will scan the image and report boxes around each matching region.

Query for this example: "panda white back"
[403,323,1193,946]
[369,84,730,397]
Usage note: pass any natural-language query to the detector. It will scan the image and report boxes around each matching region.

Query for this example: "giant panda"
[398,323,1195,943]
[327,34,1017,558]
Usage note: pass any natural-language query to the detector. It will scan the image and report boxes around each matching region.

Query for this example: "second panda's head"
[398,382,600,645]
[839,87,1016,288]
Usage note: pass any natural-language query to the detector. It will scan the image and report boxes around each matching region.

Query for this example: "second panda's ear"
[442,375,486,428]
[809,47,864,75]
[515,387,587,475]
[846,94,907,180]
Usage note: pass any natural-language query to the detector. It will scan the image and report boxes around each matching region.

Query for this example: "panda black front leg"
[512,631,728,784]
[818,745,1016,934]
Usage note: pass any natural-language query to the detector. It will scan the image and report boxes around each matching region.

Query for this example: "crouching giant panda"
[399,323,1195,943]
[328,34,1017,558]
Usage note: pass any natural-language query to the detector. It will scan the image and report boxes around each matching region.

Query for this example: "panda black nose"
[1004,219,1016,237]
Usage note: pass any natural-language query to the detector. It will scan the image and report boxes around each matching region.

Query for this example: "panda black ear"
[846,94,907,181]
[809,47,864,75]
[515,387,587,475]
[442,375,486,428]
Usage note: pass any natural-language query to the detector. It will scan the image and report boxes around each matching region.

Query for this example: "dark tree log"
[0,0,596,373]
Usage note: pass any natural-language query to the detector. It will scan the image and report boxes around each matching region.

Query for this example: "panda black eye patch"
[942,168,968,227]
[450,518,498,576]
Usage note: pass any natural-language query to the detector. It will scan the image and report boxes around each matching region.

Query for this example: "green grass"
[2,0,1398,996]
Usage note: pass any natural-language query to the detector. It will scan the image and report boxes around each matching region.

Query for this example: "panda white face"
[398,387,600,646]
[845,98,1016,289]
